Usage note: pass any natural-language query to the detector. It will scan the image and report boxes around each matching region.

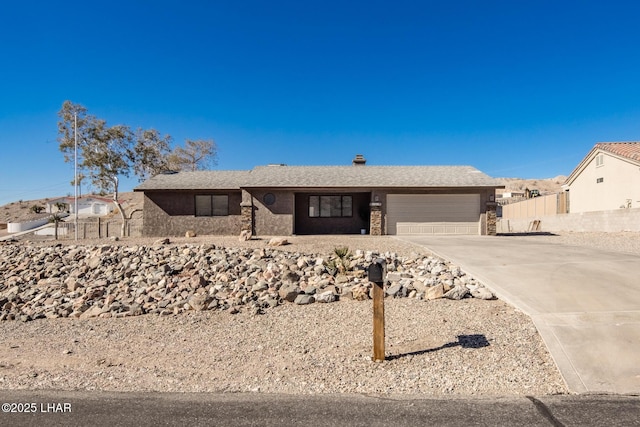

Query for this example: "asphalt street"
[0,391,639,427]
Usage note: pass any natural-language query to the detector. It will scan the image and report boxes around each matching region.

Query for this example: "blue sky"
[1,0,639,205]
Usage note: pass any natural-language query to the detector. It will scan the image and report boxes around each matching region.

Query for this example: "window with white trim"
[596,154,604,167]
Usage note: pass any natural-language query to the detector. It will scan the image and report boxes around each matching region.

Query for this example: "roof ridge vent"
[352,154,366,166]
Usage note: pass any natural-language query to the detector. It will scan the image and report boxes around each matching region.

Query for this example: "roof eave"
[241,184,505,190]
[565,146,599,186]
[565,144,640,186]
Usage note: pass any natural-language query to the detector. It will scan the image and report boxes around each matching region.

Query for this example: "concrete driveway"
[396,235,640,395]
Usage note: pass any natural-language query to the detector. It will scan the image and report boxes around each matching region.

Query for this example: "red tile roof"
[596,142,640,162]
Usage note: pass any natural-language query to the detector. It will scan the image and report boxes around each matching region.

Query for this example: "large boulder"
[425,284,444,300]
[386,283,403,297]
[294,294,315,305]
[268,237,289,247]
[444,285,469,300]
[278,284,301,302]
[188,294,212,311]
[315,290,337,303]
[471,287,495,300]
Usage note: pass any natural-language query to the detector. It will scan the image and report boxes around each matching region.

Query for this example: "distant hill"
[0,192,143,224]
[496,176,567,196]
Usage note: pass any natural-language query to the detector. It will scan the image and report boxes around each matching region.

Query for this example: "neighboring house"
[564,142,640,213]
[46,196,115,216]
[134,155,503,237]
[498,191,526,199]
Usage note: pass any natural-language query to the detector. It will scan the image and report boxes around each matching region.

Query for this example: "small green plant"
[334,246,350,259]
[30,205,45,214]
[324,246,353,276]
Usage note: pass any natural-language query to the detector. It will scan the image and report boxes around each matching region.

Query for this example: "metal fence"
[41,219,143,240]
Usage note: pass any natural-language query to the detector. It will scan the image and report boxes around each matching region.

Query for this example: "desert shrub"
[325,246,353,276]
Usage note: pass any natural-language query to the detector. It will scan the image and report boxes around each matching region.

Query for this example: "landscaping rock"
[294,294,315,305]
[425,283,445,300]
[278,284,301,303]
[188,294,211,311]
[386,283,403,297]
[0,242,494,322]
[471,287,495,300]
[315,290,336,303]
[268,237,289,246]
[444,286,469,300]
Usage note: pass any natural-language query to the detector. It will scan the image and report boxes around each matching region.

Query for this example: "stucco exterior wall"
[247,190,295,236]
[142,191,242,237]
[140,187,499,237]
[569,153,640,213]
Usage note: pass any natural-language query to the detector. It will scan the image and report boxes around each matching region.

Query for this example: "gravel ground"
[0,299,565,396]
[499,231,640,256]
[17,235,429,256]
[0,235,570,396]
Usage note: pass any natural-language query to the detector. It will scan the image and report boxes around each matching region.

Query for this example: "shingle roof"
[134,165,502,191]
[244,165,502,188]
[134,170,250,191]
[595,142,640,162]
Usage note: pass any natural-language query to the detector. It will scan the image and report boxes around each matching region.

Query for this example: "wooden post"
[368,258,386,362]
[373,279,385,362]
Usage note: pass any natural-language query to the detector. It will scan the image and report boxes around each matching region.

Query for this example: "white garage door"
[387,194,481,235]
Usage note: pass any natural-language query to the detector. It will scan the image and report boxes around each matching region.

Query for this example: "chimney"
[352,154,366,166]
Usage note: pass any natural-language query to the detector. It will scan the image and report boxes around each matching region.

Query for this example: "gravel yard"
[503,231,640,256]
[0,298,565,396]
[0,233,608,396]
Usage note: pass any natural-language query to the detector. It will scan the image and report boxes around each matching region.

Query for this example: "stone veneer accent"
[369,202,382,236]
[486,202,497,236]
[240,203,254,234]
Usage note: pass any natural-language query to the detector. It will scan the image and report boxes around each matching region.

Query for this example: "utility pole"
[74,112,78,241]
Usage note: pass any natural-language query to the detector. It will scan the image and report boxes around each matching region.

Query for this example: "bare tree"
[167,139,218,171]
[57,101,172,237]
[132,128,173,180]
